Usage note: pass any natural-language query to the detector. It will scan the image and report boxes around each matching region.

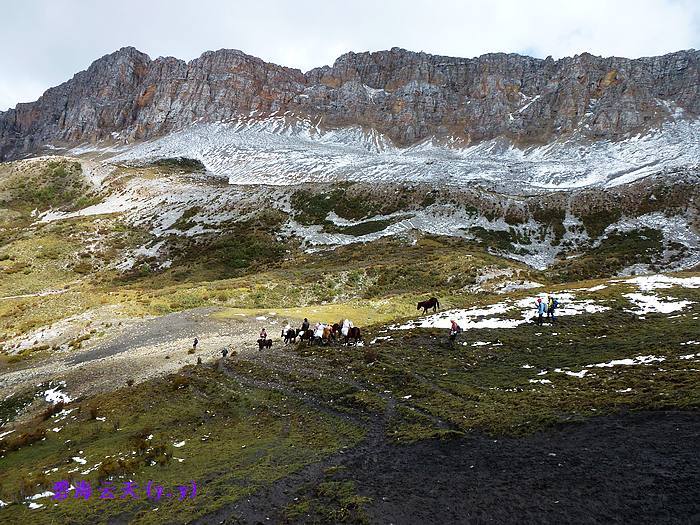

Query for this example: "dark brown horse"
[257,338,272,350]
[344,326,362,346]
[298,329,314,346]
[417,297,440,314]
[282,328,300,344]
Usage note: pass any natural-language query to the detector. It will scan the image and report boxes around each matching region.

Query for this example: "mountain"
[1,46,698,168]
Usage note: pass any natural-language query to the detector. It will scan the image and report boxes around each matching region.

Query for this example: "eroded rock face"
[1,46,698,160]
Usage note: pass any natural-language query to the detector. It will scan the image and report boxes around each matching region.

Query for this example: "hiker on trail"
[341,319,353,337]
[301,318,310,332]
[449,319,463,342]
[548,297,559,324]
[259,328,268,341]
[536,298,546,326]
[193,337,198,350]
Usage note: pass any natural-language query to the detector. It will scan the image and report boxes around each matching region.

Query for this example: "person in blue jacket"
[536,298,546,326]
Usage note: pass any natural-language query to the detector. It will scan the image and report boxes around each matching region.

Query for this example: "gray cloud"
[1,0,699,110]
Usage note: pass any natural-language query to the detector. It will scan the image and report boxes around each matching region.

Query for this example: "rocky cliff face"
[1,46,698,160]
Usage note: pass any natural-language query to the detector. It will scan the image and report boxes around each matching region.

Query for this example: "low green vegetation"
[0,159,97,216]
[531,205,566,243]
[0,365,363,524]
[576,208,622,239]
[550,228,664,282]
[148,157,206,173]
[284,478,372,524]
[283,286,700,439]
[330,218,398,236]
[290,185,424,227]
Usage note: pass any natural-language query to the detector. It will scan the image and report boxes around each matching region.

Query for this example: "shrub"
[0,428,46,454]
[40,401,65,421]
[363,347,378,364]
[171,375,190,390]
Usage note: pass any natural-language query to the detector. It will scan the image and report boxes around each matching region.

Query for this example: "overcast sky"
[1,0,699,111]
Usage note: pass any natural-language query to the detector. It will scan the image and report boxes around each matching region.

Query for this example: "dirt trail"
[0,307,264,400]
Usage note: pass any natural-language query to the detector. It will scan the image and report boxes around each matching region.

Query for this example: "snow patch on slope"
[104,115,700,192]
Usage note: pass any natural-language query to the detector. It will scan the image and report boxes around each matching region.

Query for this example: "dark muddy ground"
[215,410,699,525]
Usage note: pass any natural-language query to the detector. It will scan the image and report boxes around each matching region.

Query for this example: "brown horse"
[257,338,272,350]
[321,326,333,345]
[344,326,362,346]
[328,323,341,343]
[417,297,440,314]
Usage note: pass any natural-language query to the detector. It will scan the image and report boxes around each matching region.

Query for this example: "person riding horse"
[257,327,272,350]
[281,321,298,344]
[341,319,353,338]
[313,322,325,345]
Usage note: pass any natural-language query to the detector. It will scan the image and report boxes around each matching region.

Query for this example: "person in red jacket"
[449,319,462,344]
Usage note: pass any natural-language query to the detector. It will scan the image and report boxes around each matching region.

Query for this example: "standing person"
[536,298,546,326]
[449,319,462,344]
[548,297,559,324]
[546,296,554,321]
[193,337,198,351]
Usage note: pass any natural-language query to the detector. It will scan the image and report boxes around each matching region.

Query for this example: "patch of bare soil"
[221,410,700,524]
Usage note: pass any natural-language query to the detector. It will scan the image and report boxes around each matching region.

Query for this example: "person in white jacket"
[341,319,353,337]
[314,322,325,339]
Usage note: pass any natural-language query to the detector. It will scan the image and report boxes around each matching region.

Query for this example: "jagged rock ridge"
[0,46,698,160]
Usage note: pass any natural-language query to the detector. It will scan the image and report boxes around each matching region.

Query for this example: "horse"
[257,338,272,350]
[282,328,299,344]
[344,326,362,346]
[417,297,440,314]
[298,329,314,346]
[318,326,333,345]
[331,323,341,340]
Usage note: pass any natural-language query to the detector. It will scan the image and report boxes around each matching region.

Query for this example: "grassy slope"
[0,366,362,524]
[2,280,698,523]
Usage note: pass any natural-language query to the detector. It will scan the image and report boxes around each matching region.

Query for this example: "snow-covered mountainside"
[90,112,700,191]
[2,46,699,162]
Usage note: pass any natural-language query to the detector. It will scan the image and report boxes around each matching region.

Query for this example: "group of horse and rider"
[257,317,362,350]
[251,294,560,351]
